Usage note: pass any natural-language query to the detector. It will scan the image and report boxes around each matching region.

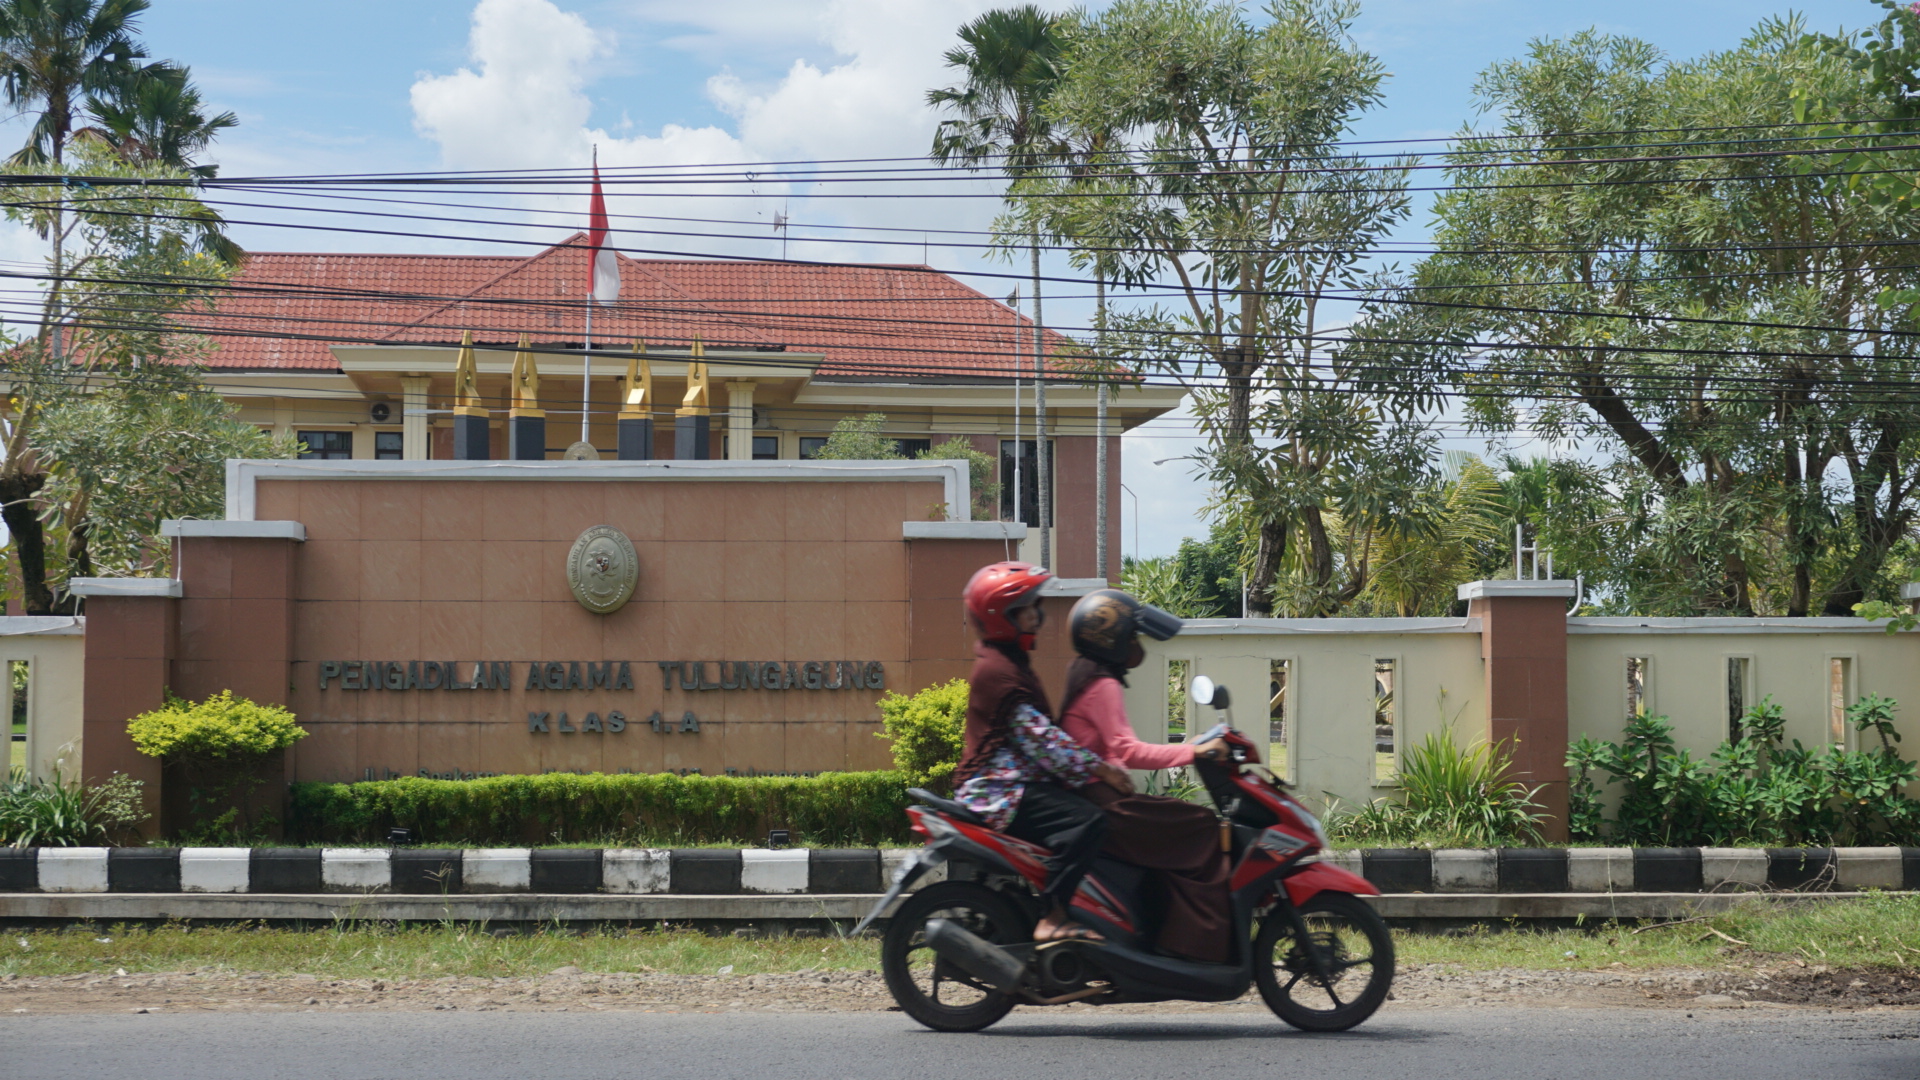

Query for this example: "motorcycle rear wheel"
[1254,892,1395,1031]
[880,881,1031,1033]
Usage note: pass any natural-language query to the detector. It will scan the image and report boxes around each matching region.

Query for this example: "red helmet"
[964,561,1052,651]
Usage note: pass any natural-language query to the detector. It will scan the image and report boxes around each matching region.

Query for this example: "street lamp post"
[1119,482,1140,562]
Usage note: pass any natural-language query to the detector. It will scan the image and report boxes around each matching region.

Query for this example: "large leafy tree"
[1361,15,1920,616]
[1021,0,1421,614]
[0,145,252,612]
[0,1,255,611]
[35,385,289,579]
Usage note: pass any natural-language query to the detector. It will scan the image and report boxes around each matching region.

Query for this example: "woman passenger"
[1057,588,1233,963]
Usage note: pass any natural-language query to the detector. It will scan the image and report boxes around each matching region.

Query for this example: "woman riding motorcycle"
[1057,588,1234,962]
[952,561,1133,944]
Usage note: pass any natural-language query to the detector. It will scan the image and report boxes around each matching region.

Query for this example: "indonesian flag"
[587,153,621,304]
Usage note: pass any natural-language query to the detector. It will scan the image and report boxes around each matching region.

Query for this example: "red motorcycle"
[856,676,1393,1033]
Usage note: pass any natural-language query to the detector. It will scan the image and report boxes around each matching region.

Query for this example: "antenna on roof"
[772,204,789,261]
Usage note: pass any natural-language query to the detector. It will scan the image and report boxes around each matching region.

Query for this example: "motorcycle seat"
[906,787,986,826]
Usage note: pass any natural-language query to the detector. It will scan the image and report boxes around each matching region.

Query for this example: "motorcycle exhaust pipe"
[923,919,1025,993]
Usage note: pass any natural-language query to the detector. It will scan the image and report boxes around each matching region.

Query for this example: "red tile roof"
[193,234,1077,379]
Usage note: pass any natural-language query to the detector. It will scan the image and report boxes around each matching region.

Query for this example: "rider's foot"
[1034,918,1104,943]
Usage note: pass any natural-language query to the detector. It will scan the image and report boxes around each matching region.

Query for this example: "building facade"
[191,234,1184,579]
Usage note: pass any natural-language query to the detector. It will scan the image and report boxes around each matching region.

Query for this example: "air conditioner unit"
[368,401,392,423]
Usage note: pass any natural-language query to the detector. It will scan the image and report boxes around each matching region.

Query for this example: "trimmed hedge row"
[287,771,916,847]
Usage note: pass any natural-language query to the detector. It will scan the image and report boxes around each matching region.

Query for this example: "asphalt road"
[4,1007,1916,1079]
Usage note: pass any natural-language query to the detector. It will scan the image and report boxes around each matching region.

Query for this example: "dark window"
[297,430,353,460]
[752,435,779,460]
[894,438,932,458]
[998,439,1053,524]
[374,431,404,460]
[799,437,828,460]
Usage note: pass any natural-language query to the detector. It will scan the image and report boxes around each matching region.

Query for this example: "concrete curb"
[0,846,1914,895]
[0,890,1893,927]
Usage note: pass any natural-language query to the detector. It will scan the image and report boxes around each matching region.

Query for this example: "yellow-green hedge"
[288,770,914,846]
[127,691,307,761]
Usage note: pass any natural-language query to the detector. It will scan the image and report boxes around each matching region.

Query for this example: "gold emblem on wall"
[567,525,639,614]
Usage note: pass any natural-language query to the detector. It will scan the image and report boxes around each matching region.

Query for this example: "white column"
[727,380,756,461]
[401,376,431,461]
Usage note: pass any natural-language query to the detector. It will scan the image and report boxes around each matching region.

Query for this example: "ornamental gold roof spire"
[452,330,486,417]
[621,340,651,418]
[678,335,710,417]
[509,332,542,417]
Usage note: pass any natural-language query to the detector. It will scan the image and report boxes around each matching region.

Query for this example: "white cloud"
[707,0,989,161]
[411,0,607,171]
[408,0,1022,262]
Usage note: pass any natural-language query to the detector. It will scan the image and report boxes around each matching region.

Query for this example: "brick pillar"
[1460,580,1576,843]
[169,525,301,835]
[75,584,178,838]
[171,536,297,708]
[904,523,1029,695]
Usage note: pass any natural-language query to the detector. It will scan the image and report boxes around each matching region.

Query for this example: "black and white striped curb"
[0,847,1915,895]
[0,848,918,896]
[1315,847,1920,893]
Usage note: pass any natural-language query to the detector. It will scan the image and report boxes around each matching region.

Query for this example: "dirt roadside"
[2,963,1916,1016]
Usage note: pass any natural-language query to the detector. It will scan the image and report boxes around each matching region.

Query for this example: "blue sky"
[102,0,1893,556]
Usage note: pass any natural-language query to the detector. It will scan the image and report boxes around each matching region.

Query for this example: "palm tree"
[81,62,236,177]
[0,0,151,166]
[0,0,152,361]
[928,5,1065,562]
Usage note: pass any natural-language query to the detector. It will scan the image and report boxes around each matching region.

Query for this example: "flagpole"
[583,306,592,444]
[1009,288,1021,531]
[583,146,622,453]
[584,147,594,446]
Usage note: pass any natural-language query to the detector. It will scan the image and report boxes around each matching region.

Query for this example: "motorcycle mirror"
[1189,675,1215,706]
[1211,685,1232,710]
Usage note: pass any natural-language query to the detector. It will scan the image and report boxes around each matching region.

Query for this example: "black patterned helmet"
[1068,589,1183,666]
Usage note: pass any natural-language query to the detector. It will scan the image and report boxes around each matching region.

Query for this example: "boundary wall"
[0,617,86,781]
[1134,581,1920,840]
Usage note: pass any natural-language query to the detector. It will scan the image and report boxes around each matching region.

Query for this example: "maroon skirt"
[1084,787,1233,963]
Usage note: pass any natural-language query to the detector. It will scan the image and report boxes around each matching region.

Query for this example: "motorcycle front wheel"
[1254,892,1395,1031]
[880,881,1031,1033]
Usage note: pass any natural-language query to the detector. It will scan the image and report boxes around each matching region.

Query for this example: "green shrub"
[876,678,967,792]
[1327,727,1545,847]
[128,690,307,842]
[812,413,901,460]
[1567,695,1920,846]
[0,768,147,848]
[288,770,913,847]
[127,690,306,760]
[917,437,999,521]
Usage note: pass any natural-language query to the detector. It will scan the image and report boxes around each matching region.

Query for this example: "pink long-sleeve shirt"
[1059,675,1195,771]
